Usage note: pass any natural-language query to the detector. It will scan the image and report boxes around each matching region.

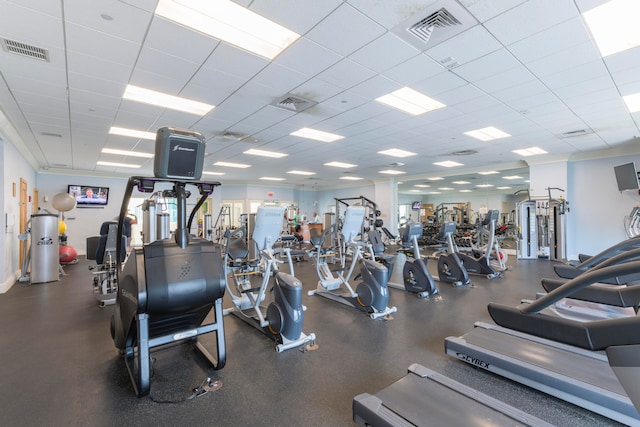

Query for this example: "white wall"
[567,154,640,257]
[2,141,37,292]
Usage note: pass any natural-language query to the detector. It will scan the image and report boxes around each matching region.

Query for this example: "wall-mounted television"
[68,185,110,206]
[411,201,422,210]
[614,162,640,192]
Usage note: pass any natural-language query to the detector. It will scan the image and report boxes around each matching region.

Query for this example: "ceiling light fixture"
[496,186,512,190]
[260,177,285,181]
[623,92,640,113]
[244,148,288,158]
[123,85,214,115]
[433,160,463,167]
[325,161,356,168]
[459,189,472,193]
[379,169,406,175]
[108,126,156,140]
[101,148,153,158]
[203,171,225,176]
[291,127,344,142]
[375,87,446,115]
[340,176,364,180]
[438,187,453,190]
[476,184,494,188]
[502,175,523,180]
[583,0,640,57]
[287,170,316,175]
[414,184,430,188]
[154,0,300,60]
[478,170,499,175]
[378,148,417,158]
[427,177,444,181]
[96,161,141,168]
[512,147,548,157]
[464,126,511,141]
[452,180,470,184]
[213,161,251,168]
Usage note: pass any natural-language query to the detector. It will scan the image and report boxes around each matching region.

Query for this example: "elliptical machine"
[308,206,397,320]
[435,221,471,287]
[223,205,316,353]
[110,127,226,397]
[456,210,502,279]
[387,221,441,300]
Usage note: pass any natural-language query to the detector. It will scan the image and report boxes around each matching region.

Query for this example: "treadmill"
[445,261,640,425]
[353,363,554,427]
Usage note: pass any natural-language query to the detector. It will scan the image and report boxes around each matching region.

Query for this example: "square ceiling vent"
[391,0,477,51]
[270,93,318,113]
[1,38,49,61]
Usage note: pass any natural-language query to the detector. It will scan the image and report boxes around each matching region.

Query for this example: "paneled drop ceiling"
[0,0,639,196]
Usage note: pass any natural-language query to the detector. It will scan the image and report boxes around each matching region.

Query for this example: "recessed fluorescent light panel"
[123,85,214,115]
[464,126,511,141]
[497,186,512,190]
[244,148,287,158]
[414,184,430,188]
[476,184,494,188]
[502,175,523,180]
[438,187,453,190]
[155,0,300,60]
[478,171,499,175]
[101,148,153,158]
[340,176,363,181]
[260,177,285,181]
[408,189,421,193]
[379,170,406,175]
[203,171,225,176]
[427,177,444,181]
[97,161,141,168]
[623,92,640,113]
[287,170,316,176]
[378,148,417,158]
[459,189,472,193]
[428,191,441,195]
[512,147,548,157]
[583,0,640,57]
[325,161,356,168]
[433,161,463,167]
[452,181,470,184]
[375,87,446,115]
[290,127,344,142]
[213,161,251,168]
[108,126,156,140]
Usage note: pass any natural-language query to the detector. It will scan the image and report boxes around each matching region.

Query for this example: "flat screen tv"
[68,185,109,206]
[614,162,640,192]
[411,201,422,210]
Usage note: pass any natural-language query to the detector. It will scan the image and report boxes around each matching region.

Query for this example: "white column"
[374,179,398,233]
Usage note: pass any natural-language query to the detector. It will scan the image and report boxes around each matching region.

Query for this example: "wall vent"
[1,38,49,61]
[271,93,317,113]
[391,0,477,51]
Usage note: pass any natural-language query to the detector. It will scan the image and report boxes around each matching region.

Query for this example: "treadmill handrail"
[522,260,640,314]
[577,236,640,269]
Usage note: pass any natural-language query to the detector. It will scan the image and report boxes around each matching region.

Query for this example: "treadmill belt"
[460,326,624,395]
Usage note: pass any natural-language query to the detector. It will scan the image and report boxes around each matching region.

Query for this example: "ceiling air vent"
[1,38,49,61]
[391,0,476,51]
[451,149,478,156]
[271,93,318,113]
[560,129,593,138]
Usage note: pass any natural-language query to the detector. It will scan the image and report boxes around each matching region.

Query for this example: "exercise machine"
[434,221,471,287]
[110,127,226,397]
[387,221,441,300]
[308,206,397,320]
[445,261,640,425]
[87,221,126,307]
[353,363,554,427]
[223,204,316,353]
[455,210,501,279]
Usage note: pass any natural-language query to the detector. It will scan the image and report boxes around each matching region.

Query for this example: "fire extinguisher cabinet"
[30,213,59,283]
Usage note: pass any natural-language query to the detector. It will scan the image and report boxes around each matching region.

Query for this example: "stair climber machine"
[223,204,317,353]
[434,221,471,287]
[308,206,397,320]
[387,221,441,300]
[456,209,502,279]
[110,127,226,397]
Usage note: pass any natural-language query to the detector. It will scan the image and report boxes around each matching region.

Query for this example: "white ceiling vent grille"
[408,8,461,43]
[560,129,594,138]
[1,38,49,61]
[392,0,477,51]
[271,94,318,113]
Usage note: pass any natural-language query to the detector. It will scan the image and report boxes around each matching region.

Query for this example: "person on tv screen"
[78,187,101,203]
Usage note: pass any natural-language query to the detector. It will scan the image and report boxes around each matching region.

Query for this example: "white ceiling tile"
[306,3,386,56]
[473,66,536,93]
[315,58,378,90]
[252,62,311,95]
[484,0,580,45]
[350,32,421,73]
[525,41,601,78]
[461,0,527,22]
[249,0,343,35]
[414,71,467,96]
[275,38,342,77]
[452,49,521,82]
[144,15,218,64]
[346,0,438,29]
[65,21,141,66]
[384,54,444,85]
[437,84,486,106]
[426,25,502,66]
